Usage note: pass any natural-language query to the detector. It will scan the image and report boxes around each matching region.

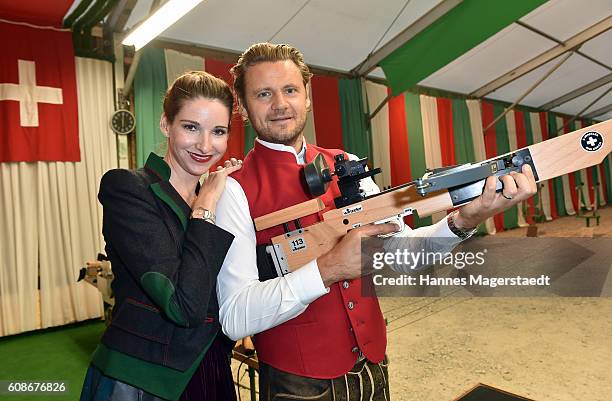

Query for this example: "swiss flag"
[0,21,79,162]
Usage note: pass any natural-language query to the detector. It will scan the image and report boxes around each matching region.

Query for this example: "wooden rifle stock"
[254,119,612,273]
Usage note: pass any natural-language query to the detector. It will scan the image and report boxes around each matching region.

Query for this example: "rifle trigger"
[374,216,405,238]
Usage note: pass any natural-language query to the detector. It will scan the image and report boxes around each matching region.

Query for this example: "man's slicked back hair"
[230,42,313,107]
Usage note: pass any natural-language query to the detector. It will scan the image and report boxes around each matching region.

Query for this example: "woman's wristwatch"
[190,207,215,224]
[447,210,477,240]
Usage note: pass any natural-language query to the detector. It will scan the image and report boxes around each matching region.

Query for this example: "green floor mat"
[0,320,105,401]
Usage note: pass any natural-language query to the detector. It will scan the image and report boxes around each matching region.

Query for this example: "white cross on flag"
[0,21,79,162]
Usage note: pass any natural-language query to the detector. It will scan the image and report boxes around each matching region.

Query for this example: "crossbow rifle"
[254,119,611,277]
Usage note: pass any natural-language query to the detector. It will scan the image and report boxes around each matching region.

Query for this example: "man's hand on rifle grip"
[317,222,400,288]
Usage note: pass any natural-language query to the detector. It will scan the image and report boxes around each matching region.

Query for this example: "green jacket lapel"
[144,153,190,230]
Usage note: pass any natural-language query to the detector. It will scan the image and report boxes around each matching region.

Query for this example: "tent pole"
[583,103,612,120]
[472,16,612,98]
[558,85,612,133]
[539,73,612,110]
[482,50,574,132]
[368,94,392,122]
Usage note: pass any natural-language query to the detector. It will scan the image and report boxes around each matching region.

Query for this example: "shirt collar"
[255,136,307,164]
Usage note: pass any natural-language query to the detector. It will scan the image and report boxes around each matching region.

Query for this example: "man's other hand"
[454,164,538,230]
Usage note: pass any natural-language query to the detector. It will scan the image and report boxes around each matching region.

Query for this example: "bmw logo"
[580,131,603,152]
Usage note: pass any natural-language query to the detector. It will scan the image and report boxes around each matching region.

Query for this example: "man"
[216,43,536,400]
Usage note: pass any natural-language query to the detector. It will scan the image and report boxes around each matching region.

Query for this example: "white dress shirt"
[215,137,463,341]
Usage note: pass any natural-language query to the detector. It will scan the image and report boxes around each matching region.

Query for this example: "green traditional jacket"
[91,153,234,400]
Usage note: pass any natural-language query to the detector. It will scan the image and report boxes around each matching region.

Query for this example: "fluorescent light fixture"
[122,0,204,50]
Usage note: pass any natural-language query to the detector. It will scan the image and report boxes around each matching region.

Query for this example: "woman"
[80,71,241,401]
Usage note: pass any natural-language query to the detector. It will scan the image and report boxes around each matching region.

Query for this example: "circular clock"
[110,109,135,135]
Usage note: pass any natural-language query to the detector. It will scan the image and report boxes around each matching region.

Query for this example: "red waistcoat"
[231,141,386,378]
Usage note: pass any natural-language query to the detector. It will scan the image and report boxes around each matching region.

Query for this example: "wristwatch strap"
[447,210,477,240]
[190,207,216,224]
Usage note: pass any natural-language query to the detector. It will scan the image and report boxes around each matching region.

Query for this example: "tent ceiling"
[421,0,612,120]
[125,0,446,72]
[19,0,611,121]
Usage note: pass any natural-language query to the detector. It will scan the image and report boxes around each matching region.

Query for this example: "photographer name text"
[373,274,551,288]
